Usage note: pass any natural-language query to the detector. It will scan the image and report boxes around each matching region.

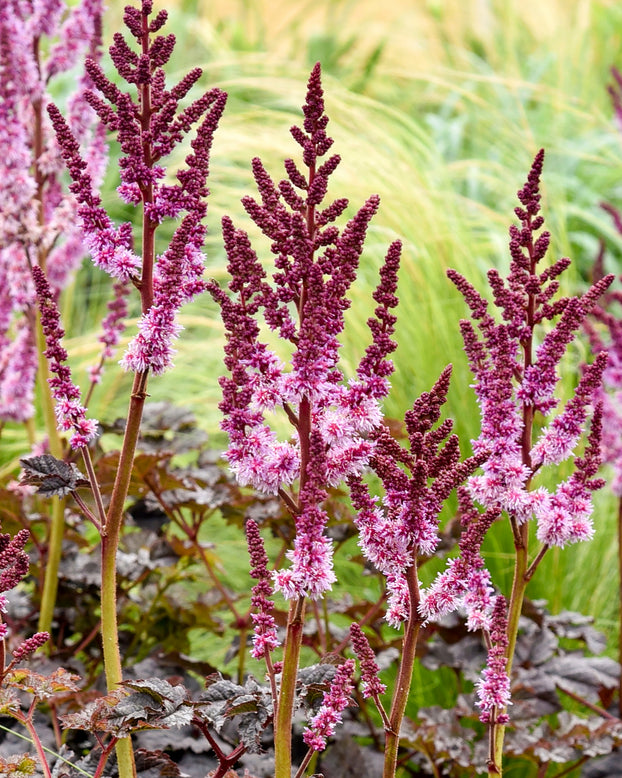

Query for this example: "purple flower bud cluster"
[0,528,30,601]
[32,266,98,449]
[419,489,500,630]
[476,596,511,722]
[50,0,226,375]
[0,0,105,423]
[302,658,355,751]
[246,520,280,659]
[209,64,400,600]
[584,243,622,496]
[10,631,51,665]
[449,150,612,548]
[0,525,49,670]
[349,623,386,699]
[349,367,487,627]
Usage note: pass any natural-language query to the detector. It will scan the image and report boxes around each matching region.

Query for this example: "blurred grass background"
[54,0,622,654]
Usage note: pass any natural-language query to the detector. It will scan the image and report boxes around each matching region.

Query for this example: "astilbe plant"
[0,522,55,777]
[347,367,490,777]
[586,263,622,720]
[417,150,614,776]
[17,1,226,776]
[208,62,402,778]
[0,0,106,640]
[2,3,620,777]
[0,0,105,426]
[585,65,622,720]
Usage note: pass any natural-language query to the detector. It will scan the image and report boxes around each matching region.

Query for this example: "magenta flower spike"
[302,659,355,751]
[246,519,280,659]
[349,623,386,699]
[0,525,49,674]
[448,150,612,549]
[0,0,105,423]
[49,0,227,376]
[476,595,511,722]
[349,366,488,627]
[32,266,98,449]
[209,63,401,601]
[419,150,613,745]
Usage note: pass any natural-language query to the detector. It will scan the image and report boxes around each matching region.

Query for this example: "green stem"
[100,9,158,775]
[101,370,149,778]
[492,522,529,774]
[274,596,306,778]
[383,563,422,778]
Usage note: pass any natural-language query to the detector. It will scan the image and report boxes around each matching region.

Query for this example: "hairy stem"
[274,596,306,778]
[22,713,52,778]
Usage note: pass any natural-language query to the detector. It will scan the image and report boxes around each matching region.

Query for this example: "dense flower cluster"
[349,367,487,627]
[476,595,511,722]
[416,151,612,725]
[32,266,98,449]
[448,150,611,548]
[246,519,280,659]
[0,0,105,423]
[0,525,49,671]
[349,623,386,699]
[302,659,355,751]
[49,0,226,375]
[209,64,401,600]
[419,488,500,630]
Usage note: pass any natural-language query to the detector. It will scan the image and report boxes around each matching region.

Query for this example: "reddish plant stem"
[19,710,52,778]
[556,683,619,720]
[383,561,423,778]
[92,741,119,778]
[194,717,247,776]
[274,595,306,778]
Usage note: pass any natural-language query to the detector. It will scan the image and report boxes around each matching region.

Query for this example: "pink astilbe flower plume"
[429,150,613,737]
[476,595,511,723]
[210,63,400,600]
[49,0,227,375]
[419,488,500,630]
[449,151,612,547]
[0,0,106,423]
[302,659,355,752]
[349,366,488,628]
[246,519,280,659]
[32,266,98,449]
[349,623,386,699]
[0,525,49,676]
